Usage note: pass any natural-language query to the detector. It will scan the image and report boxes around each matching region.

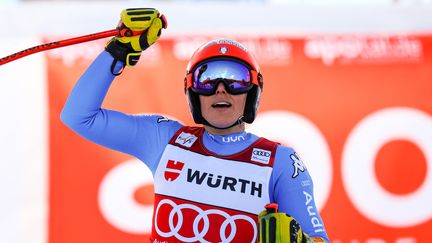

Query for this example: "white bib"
[151,127,277,243]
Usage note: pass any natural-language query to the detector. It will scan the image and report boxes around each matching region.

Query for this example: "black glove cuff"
[139,32,151,51]
[105,40,130,64]
[105,40,141,75]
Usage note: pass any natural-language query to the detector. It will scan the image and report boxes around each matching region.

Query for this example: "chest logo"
[154,198,257,242]
[164,160,185,182]
[175,132,198,147]
[251,148,271,164]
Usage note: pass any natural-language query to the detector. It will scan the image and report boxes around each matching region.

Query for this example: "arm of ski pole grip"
[117,27,144,37]
[265,203,279,214]
[160,14,168,29]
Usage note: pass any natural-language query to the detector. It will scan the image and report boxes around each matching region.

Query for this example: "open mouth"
[211,101,232,108]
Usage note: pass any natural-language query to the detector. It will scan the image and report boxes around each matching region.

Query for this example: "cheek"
[235,95,247,110]
[199,96,208,108]
[199,96,211,115]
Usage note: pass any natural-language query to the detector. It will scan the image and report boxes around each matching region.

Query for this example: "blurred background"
[1,0,432,242]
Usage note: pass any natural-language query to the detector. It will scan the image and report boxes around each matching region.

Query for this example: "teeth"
[214,102,230,105]
[212,101,232,108]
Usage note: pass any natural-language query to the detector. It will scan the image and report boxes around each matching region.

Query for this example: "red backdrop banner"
[47,35,432,242]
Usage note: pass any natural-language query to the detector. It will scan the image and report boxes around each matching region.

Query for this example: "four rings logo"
[253,150,271,157]
[154,199,257,242]
[251,148,271,164]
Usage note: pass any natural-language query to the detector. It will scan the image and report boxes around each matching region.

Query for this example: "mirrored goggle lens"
[192,60,252,93]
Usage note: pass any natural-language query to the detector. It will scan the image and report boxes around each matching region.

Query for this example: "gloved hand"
[259,203,312,243]
[105,8,167,74]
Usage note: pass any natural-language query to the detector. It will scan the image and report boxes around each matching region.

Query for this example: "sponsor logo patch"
[157,116,170,123]
[291,152,306,178]
[251,148,271,164]
[164,160,185,182]
[175,132,197,147]
[186,168,263,198]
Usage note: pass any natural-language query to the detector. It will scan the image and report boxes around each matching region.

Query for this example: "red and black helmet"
[184,39,263,126]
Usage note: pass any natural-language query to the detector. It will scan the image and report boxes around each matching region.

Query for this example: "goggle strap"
[185,73,193,90]
[250,70,260,86]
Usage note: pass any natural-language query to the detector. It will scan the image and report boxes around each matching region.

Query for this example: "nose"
[215,82,227,94]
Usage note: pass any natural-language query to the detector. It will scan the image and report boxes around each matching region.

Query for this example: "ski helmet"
[184,39,263,126]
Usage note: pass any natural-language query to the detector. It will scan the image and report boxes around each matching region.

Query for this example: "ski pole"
[0,28,143,66]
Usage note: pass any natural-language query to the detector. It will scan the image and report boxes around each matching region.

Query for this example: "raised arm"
[60,51,141,154]
[60,9,180,173]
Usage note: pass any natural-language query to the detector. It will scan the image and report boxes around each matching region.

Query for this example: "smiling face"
[199,83,247,134]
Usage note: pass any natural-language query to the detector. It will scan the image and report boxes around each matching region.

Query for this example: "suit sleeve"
[269,145,329,241]
[60,51,183,174]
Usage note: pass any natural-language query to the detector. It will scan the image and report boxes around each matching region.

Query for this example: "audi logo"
[253,150,270,157]
[154,199,257,243]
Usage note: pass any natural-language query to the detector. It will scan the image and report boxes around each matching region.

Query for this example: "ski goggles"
[185,59,260,95]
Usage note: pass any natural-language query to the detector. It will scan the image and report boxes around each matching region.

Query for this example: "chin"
[208,119,237,128]
[211,122,232,128]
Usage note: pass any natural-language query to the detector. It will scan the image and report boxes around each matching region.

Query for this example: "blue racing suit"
[61,51,329,242]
